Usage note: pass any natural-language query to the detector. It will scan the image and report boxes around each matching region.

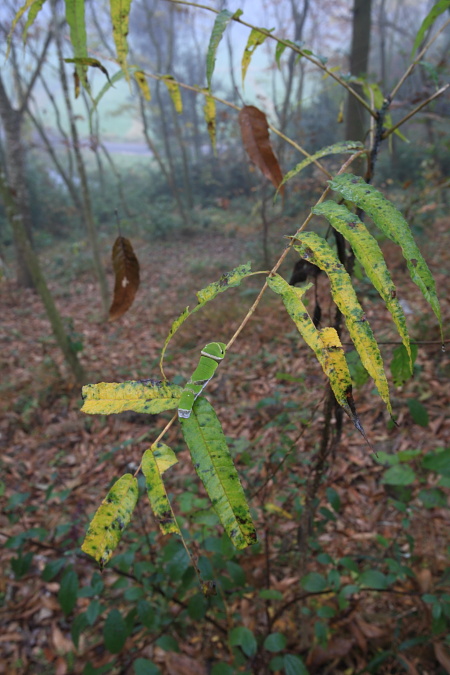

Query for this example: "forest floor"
[1,211,450,674]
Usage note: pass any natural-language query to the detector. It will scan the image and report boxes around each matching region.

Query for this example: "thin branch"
[382,84,450,139]
[165,0,376,118]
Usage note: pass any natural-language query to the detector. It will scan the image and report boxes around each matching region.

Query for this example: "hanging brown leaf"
[109,236,140,321]
[238,105,284,194]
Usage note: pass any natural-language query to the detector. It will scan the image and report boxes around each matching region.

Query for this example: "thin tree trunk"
[0,170,86,383]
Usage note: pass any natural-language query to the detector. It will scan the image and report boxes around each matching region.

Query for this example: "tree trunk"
[345,0,372,174]
[0,170,86,383]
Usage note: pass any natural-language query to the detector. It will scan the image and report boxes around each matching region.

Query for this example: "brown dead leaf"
[306,637,354,668]
[165,652,207,675]
[416,568,432,593]
[109,236,140,321]
[51,623,74,655]
[238,105,284,194]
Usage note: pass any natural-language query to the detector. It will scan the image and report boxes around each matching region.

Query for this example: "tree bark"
[345,0,372,174]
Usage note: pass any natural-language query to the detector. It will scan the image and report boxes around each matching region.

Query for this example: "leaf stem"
[382,84,449,140]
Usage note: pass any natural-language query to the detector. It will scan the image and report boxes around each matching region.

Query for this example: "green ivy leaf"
[103,609,127,654]
[133,659,161,675]
[283,653,309,675]
[407,398,429,426]
[381,464,416,486]
[301,572,327,592]
[58,568,79,616]
[229,626,257,657]
[264,632,287,652]
[422,448,450,476]
[359,570,388,589]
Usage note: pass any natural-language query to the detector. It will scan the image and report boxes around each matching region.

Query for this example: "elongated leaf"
[266,274,368,440]
[362,82,407,142]
[277,141,364,195]
[162,76,182,113]
[411,0,450,56]
[292,232,392,413]
[242,28,271,85]
[329,173,442,340]
[64,57,111,84]
[239,105,284,194]
[109,235,140,321]
[159,263,252,376]
[81,380,183,415]
[93,68,127,110]
[110,0,132,81]
[82,474,138,569]
[142,445,180,535]
[6,0,47,57]
[65,0,89,91]
[312,200,412,368]
[203,91,216,153]
[134,70,151,100]
[23,0,46,43]
[180,397,257,549]
[206,9,243,89]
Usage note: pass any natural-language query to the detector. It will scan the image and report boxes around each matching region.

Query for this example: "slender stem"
[382,84,449,139]
[389,17,450,101]
[165,0,376,117]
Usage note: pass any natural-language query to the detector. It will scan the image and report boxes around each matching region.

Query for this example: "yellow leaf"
[134,70,151,100]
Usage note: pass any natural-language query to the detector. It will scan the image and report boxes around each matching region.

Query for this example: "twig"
[382,84,450,139]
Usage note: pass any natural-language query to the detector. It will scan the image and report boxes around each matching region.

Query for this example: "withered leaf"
[109,236,140,321]
[238,105,284,194]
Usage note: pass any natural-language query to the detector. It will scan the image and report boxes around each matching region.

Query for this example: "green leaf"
[242,28,271,85]
[142,445,180,536]
[58,569,79,616]
[278,141,364,194]
[264,632,287,653]
[187,593,208,620]
[103,609,127,654]
[362,82,408,142]
[42,558,66,581]
[326,487,341,512]
[156,635,180,652]
[422,448,450,476]
[381,464,416,486]
[211,665,234,675]
[206,9,243,89]
[301,572,327,592]
[93,68,128,110]
[64,57,111,84]
[160,262,251,375]
[411,0,450,57]
[329,174,442,341]
[312,201,412,369]
[71,612,89,649]
[180,397,257,550]
[358,570,388,590]
[292,232,391,414]
[229,626,257,657]
[418,488,447,508]
[65,0,89,91]
[133,659,161,675]
[407,398,429,426]
[346,349,370,387]
[86,599,102,626]
[283,653,309,675]
[275,41,288,68]
[110,0,132,81]
[81,474,139,569]
[162,75,182,113]
[390,344,418,387]
[23,0,46,43]
[266,274,368,439]
[81,380,182,415]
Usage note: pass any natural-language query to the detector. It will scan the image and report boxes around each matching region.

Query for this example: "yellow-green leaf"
[313,200,412,369]
[266,274,368,440]
[242,28,271,85]
[163,76,182,114]
[6,0,47,57]
[110,0,132,81]
[82,474,138,569]
[65,57,111,84]
[134,70,151,100]
[362,82,407,142]
[292,232,392,414]
[276,141,364,197]
[181,397,257,549]
[142,445,180,536]
[81,380,182,415]
[203,91,216,154]
[159,263,252,377]
[329,173,442,341]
